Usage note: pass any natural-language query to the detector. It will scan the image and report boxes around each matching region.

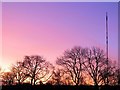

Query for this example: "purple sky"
[1,2,118,71]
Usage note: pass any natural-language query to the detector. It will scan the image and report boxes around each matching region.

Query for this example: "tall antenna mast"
[106,12,109,84]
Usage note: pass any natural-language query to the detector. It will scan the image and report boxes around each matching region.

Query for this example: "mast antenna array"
[106,12,109,84]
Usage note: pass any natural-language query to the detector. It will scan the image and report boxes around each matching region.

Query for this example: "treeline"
[2,84,120,90]
[0,46,120,89]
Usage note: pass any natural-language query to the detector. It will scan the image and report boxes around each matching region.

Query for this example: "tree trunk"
[94,81,99,90]
[31,78,33,85]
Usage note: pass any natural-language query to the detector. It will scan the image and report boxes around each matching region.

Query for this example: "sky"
[0,0,119,2]
[1,2,118,71]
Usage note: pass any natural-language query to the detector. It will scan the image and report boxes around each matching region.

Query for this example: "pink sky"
[1,2,118,71]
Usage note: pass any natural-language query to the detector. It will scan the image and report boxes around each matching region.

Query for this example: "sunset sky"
[1,2,118,71]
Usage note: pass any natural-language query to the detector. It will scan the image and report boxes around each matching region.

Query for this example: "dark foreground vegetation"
[1,84,120,90]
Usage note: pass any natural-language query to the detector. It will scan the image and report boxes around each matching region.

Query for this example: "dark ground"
[1,84,120,90]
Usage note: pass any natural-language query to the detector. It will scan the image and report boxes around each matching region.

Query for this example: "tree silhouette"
[82,47,108,89]
[11,61,27,85]
[22,55,53,85]
[2,72,15,85]
[56,46,85,85]
[0,46,119,89]
[50,68,65,85]
[99,60,117,85]
[117,68,120,85]
[63,74,73,85]
[114,67,120,85]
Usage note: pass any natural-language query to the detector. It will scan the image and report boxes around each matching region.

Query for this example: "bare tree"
[83,47,108,88]
[50,68,65,85]
[117,68,120,85]
[47,67,74,85]
[56,46,85,85]
[62,72,74,85]
[99,60,118,85]
[2,72,15,85]
[22,55,53,85]
[113,67,120,85]
[11,61,27,85]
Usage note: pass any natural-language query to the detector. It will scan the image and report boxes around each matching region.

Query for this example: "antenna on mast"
[106,12,109,84]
